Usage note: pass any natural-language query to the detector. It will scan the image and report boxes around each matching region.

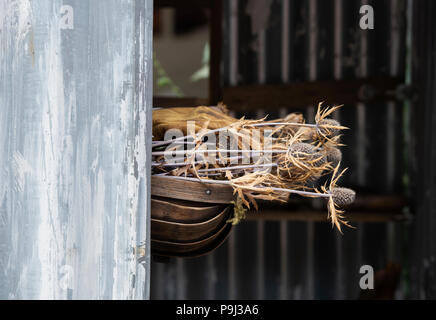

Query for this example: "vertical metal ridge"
[230,0,239,86]
[306,0,317,299]
[258,30,266,84]
[227,0,238,299]
[333,0,344,299]
[308,0,317,82]
[206,253,216,299]
[257,221,265,299]
[176,258,186,299]
[256,109,266,300]
[355,1,369,284]
[386,0,402,278]
[227,231,236,299]
[334,0,343,80]
[306,222,315,299]
[356,1,368,186]
[278,108,289,300]
[280,221,288,300]
[282,0,290,83]
[386,0,401,192]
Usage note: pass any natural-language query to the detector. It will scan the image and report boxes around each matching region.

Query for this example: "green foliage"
[153,53,184,96]
[190,42,210,82]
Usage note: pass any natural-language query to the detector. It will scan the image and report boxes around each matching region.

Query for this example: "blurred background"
[151,0,435,299]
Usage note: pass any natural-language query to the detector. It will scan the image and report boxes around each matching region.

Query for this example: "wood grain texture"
[151,175,236,204]
[223,77,401,111]
[0,0,153,300]
[151,197,226,223]
[152,221,233,257]
[152,205,232,242]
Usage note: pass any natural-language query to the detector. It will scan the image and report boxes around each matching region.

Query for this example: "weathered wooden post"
[0,0,152,299]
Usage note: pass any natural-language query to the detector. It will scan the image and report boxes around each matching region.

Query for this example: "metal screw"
[205,189,212,196]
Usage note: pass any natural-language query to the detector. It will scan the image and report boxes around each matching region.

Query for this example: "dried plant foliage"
[152,102,356,231]
[317,164,355,233]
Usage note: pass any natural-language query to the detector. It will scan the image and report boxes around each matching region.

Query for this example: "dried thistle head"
[152,103,356,232]
[318,163,355,232]
[315,102,343,123]
[331,187,355,206]
[276,142,328,183]
[289,142,316,155]
[312,103,348,145]
[324,147,342,169]
[318,118,341,137]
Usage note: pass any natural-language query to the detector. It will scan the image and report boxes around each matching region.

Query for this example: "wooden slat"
[246,194,407,222]
[151,206,231,243]
[151,175,235,204]
[245,209,406,222]
[151,197,225,223]
[284,194,406,210]
[152,222,233,257]
[223,77,402,111]
[347,194,406,209]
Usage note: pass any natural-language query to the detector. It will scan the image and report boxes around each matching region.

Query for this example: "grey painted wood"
[0,0,153,299]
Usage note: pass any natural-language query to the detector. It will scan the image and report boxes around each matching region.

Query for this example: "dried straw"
[152,102,355,231]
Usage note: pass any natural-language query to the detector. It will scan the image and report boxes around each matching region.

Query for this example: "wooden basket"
[151,175,235,258]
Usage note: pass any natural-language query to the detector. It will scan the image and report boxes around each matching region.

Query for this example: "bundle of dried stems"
[152,103,355,232]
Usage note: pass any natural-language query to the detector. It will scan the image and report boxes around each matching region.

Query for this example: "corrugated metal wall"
[151,0,409,299]
[409,0,436,299]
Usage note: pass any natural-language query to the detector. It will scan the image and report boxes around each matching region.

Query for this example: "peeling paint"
[0,0,152,300]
